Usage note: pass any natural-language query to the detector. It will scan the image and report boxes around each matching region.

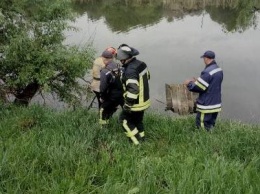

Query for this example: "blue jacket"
[100,61,123,100]
[187,61,223,113]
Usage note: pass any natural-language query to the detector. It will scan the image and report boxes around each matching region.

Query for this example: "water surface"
[65,0,260,124]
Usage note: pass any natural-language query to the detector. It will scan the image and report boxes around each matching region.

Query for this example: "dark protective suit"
[121,57,151,144]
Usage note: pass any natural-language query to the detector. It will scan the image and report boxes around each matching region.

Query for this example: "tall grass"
[0,105,259,193]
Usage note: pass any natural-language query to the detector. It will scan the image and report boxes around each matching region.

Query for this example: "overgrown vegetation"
[0,1,259,192]
[0,105,259,193]
[0,0,94,106]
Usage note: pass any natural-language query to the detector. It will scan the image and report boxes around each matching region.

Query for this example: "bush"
[0,0,94,106]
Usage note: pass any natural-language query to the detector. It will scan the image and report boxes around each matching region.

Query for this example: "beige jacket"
[90,57,105,92]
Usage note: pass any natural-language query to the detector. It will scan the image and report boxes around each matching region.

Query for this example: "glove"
[123,103,131,113]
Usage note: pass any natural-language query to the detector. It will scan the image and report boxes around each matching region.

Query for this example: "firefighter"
[184,50,223,131]
[99,50,124,126]
[90,47,117,109]
[116,44,151,145]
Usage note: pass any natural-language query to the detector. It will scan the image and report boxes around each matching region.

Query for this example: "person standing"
[116,44,150,145]
[99,50,124,126]
[90,47,117,109]
[184,50,223,131]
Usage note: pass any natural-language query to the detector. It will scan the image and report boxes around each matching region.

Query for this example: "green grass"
[0,105,259,193]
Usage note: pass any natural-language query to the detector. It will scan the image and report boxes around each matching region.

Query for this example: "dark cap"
[101,50,113,59]
[200,51,215,59]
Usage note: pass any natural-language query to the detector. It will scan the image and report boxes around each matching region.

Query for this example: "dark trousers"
[196,112,218,131]
[120,110,145,145]
[99,97,124,124]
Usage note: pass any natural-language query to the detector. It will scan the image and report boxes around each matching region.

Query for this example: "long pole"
[87,96,96,110]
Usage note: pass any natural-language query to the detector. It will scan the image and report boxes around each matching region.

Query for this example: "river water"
[64,0,260,124]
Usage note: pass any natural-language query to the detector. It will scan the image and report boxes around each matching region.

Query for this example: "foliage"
[0,105,260,193]
[0,0,94,106]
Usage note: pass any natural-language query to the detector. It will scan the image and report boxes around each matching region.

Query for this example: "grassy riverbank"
[0,105,259,193]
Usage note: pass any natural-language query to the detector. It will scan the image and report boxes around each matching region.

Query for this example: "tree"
[0,0,94,106]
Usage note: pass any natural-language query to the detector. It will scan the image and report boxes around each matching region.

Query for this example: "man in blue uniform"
[116,44,151,145]
[99,50,124,126]
[91,47,117,110]
[184,50,223,131]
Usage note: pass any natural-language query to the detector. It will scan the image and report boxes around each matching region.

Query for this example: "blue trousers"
[196,112,218,131]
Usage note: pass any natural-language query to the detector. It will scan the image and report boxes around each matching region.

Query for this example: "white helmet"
[116,44,139,60]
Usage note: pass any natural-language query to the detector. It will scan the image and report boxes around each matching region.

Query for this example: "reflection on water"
[72,0,260,33]
[66,0,260,124]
